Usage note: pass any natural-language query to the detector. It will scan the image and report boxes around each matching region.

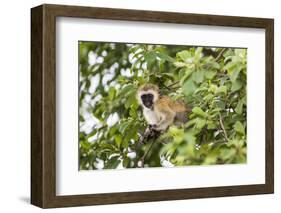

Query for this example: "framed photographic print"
[31,4,274,208]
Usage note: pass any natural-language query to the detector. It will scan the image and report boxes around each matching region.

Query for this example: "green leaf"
[242,95,247,105]
[234,121,245,135]
[184,118,197,128]
[179,68,193,85]
[195,118,206,130]
[177,50,191,61]
[144,51,156,61]
[208,85,218,94]
[219,148,236,161]
[231,79,243,92]
[169,126,183,136]
[192,107,208,118]
[184,132,196,157]
[144,51,156,68]
[105,156,121,169]
[215,86,227,95]
[210,61,220,69]
[125,93,137,109]
[230,68,241,82]
[114,134,122,148]
[182,79,197,96]
[179,68,186,78]
[192,70,205,83]
[224,61,236,71]
[225,61,243,83]
[184,131,196,144]
[214,100,225,110]
[129,107,137,118]
[119,122,130,134]
[235,100,244,115]
[203,93,214,101]
[79,115,85,122]
[108,87,116,100]
[129,45,141,53]
[194,47,203,63]
[119,84,135,96]
[205,70,216,79]
[122,157,130,167]
[155,52,175,62]
[207,120,216,129]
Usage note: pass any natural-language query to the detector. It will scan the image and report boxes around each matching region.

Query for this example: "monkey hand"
[148,125,161,138]
[139,125,160,143]
[149,124,164,133]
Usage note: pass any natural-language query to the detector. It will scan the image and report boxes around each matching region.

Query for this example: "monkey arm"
[153,97,176,131]
[154,111,175,131]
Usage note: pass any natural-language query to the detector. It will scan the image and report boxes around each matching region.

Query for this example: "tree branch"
[139,139,156,167]
[202,48,227,70]
[219,113,229,142]
[137,127,160,167]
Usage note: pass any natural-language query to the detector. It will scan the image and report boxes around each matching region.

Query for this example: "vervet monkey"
[137,84,189,131]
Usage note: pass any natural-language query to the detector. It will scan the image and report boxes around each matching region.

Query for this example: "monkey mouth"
[144,101,153,109]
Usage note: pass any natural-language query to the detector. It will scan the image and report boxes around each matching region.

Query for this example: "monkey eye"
[147,94,153,99]
[141,94,154,100]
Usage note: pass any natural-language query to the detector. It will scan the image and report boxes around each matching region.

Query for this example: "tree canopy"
[79,42,247,170]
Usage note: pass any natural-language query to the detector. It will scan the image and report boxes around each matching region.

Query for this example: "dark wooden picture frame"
[31,4,274,208]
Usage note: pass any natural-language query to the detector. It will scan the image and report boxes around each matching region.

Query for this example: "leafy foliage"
[79,42,247,170]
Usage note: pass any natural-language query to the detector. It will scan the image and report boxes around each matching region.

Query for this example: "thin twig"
[167,81,180,88]
[169,86,181,90]
[219,113,229,142]
[159,81,171,91]
[214,48,227,62]
[160,81,181,92]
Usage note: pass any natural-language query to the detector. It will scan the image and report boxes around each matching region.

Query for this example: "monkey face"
[141,93,154,109]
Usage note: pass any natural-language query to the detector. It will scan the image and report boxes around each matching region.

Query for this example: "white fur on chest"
[143,108,159,125]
